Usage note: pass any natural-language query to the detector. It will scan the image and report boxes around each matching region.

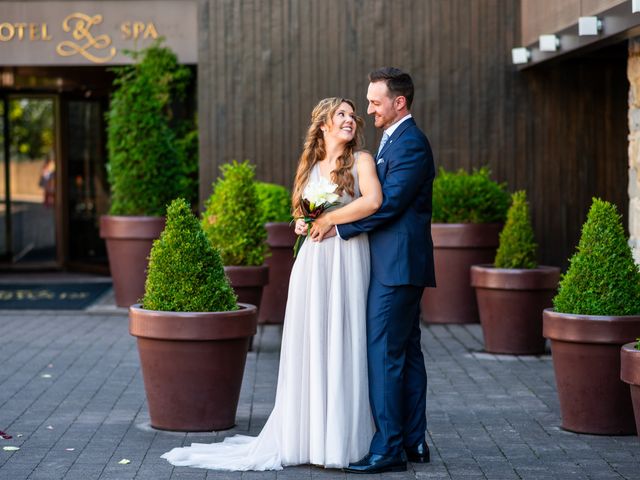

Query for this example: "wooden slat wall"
[198,0,629,269]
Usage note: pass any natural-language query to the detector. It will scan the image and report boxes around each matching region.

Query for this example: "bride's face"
[323,102,356,144]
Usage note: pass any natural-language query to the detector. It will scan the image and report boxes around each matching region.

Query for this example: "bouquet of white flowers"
[293,177,340,257]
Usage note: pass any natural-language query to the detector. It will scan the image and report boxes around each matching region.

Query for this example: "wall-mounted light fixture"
[539,34,560,52]
[633,0,640,13]
[511,47,531,65]
[578,16,602,35]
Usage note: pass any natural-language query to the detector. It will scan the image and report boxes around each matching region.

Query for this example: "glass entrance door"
[0,96,58,266]
[64,98,109,268]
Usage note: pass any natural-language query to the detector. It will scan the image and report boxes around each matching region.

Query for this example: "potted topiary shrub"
[543,198,640,435]
[421,167,509,324]
[100,42,195,307]
[129,198,257,431]
[471,191,560,354]
[255,181,294,324]
[621,338,640,436]
[202,161,269,315]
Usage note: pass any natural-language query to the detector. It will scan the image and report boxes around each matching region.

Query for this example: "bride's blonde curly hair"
[292,97,365,217]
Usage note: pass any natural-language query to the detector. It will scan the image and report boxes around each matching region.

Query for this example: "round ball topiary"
[255,182,292,224]
[142,198,237,312]
[553,198,640,316]
[432,167,509,224]
[202,160,268,266]
[106,42,194,216]
[494,190,537,269]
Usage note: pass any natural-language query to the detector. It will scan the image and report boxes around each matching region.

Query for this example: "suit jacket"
[337,117,436,287]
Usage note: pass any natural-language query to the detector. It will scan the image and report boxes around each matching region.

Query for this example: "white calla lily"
[303,177,339,209]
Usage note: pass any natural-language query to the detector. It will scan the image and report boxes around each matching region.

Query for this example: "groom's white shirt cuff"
[335,226,342,240]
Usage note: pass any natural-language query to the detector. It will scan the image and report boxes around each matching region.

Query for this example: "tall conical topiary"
[494,190,537,269]
[106,42,194,215]
[553,198,640,316]
[202,160,268,266]
[142,198,237,312]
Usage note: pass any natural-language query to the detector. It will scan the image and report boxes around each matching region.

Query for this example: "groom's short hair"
[369,67,414,109]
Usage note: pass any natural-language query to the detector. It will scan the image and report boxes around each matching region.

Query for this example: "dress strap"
[352,151,361,198]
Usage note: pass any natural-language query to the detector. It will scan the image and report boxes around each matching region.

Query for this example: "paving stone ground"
[0,297,638,479]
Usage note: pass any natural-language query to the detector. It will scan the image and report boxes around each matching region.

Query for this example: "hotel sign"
[0,1,197,65]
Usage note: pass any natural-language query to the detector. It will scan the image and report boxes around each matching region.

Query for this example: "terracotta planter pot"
[224,265,270,312]
[100,215,165,307]
[421,223,502,324]
[471,265,560,354]
[258,223,296,324]
[620,342,640,436]
[129,303,257,431]
[543,309,640,435]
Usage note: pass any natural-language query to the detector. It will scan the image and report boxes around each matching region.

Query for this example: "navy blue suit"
[336,117,435,456]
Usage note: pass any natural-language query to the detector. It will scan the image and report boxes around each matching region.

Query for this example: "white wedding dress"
[162,160,375,471]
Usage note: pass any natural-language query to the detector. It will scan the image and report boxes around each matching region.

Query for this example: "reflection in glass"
[1,97,57,263]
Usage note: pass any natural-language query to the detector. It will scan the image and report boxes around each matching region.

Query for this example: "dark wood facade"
[198,0,629,269]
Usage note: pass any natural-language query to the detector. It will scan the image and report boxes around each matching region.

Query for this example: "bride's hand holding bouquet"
[292,177,340,257]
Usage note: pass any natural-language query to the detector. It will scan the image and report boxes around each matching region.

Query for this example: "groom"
[311,67,435,473]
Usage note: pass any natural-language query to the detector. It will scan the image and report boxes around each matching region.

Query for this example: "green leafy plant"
[174,120,199,207]
[636,337,640,351]
[202,160,268,266]
[106,41,195,215]
[142,198,237,312]
[255,182,292,224]
[553,198,640,316]
[494,190,537,269]
[432,167,509,223]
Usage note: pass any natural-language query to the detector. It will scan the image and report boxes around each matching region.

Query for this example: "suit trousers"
[366,276,427,456]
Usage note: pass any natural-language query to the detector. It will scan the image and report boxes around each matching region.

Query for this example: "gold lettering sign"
[0,2,195,66]
[0,22,51,42]
[55,12,116,64]
[120,21,159,40]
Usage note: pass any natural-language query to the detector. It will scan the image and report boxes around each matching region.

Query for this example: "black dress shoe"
[343,453,407,474]
[405,440,430,463]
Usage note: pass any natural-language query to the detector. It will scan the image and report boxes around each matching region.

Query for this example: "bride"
[161,97,382,471]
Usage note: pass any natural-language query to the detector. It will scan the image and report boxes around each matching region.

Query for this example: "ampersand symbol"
[56,13,116,63]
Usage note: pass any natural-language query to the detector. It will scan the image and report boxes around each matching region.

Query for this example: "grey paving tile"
[0,314,638,480]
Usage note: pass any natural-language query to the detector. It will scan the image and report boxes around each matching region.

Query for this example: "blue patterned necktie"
[377,132,389,158]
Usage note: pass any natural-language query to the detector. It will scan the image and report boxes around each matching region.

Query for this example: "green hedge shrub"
[432,167,509,223]
[494,190,537,269]
[142,198,237,312]
[202,160,268,266]
[106,42,194,215]
[553,198,640,316]
[255,182,292,224]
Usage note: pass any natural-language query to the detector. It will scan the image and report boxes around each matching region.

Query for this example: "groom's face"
[367,81,398,130]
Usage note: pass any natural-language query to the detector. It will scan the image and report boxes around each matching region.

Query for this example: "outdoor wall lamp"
[511,47,531,64]
[539,34,560,52]
[633,0,640,14]
[578,16,603,35]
